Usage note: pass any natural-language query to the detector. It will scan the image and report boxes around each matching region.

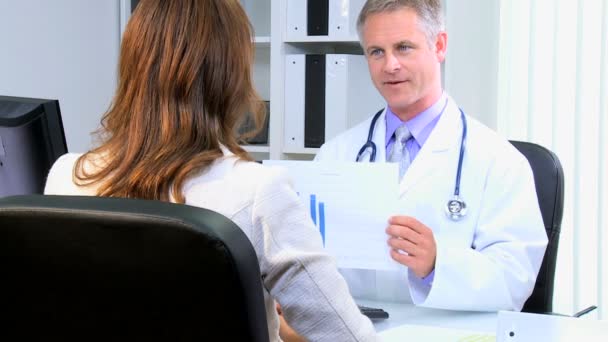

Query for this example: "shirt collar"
[385,92,448,149]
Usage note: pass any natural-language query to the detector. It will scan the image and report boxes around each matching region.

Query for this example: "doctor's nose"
[383,53,401,74]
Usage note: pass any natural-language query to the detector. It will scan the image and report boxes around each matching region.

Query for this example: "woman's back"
[45,151,377,341]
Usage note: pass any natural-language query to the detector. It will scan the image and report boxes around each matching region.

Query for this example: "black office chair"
[0,195,270,342]
[510,141,564,314]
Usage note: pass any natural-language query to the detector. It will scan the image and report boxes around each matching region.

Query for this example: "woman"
[44,0,377,341]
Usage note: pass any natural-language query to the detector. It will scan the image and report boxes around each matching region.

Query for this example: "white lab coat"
[315,96,548,311]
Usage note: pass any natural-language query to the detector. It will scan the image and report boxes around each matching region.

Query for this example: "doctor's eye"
[397,44,412,53]
[368,49,384,58]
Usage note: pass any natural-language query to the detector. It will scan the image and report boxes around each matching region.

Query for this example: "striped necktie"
[388,124,412,179]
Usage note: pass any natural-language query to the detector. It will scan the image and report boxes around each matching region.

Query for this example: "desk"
[359,300,498,333]
[363,300,608,341]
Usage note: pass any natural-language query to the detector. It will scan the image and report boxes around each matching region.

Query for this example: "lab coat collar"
[398,96,463,196]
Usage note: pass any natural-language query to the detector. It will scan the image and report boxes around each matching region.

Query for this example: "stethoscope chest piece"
[446,195,467,220]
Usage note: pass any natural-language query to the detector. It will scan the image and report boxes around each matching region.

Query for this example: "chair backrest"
[0,195,270,342]
[510,141,564,313]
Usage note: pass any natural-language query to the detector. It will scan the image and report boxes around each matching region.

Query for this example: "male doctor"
[315,0,548,311]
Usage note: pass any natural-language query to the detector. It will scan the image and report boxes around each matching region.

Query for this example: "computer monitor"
[0,96,68,196]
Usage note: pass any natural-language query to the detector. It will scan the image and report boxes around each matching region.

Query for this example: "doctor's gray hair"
[356,0,444,46]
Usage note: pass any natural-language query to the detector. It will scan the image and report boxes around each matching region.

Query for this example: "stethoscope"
[355,106,468,221]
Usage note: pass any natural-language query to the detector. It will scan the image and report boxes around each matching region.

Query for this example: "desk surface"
[363,300,608,341]
[359,300,498,333]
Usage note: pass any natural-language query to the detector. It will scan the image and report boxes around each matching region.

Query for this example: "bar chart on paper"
[263,160,400,270]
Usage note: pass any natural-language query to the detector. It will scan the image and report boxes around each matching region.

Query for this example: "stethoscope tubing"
[454,109,467,197]
[356,105,468,219]
[355,108,384,163]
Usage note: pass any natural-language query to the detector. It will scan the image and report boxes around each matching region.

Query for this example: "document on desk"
[263,160,400,270]
[379,324,495,342]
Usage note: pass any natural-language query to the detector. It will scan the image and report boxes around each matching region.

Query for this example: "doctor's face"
[361,8,447,121]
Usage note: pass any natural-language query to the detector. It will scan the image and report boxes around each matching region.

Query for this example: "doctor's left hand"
[386,216,437,278]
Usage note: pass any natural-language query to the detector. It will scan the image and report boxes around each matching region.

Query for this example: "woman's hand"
[277,303,307,342]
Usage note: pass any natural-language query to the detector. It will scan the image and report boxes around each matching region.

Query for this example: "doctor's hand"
[386,216,437,278]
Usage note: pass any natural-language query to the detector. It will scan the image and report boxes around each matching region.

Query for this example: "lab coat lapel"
[398,98,462,197]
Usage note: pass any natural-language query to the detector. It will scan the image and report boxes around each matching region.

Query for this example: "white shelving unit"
[242,0,366,161]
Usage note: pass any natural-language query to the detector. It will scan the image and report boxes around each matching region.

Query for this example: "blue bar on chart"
[310,194,317,225]
[309,194,326,246]
[318,202,325,246]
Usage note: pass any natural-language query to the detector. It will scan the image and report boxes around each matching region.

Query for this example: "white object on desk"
[380,324,495,342]
[263,160,399,270]
[496,311,608,342]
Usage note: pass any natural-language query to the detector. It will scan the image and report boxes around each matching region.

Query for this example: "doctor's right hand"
[386,215,437,278]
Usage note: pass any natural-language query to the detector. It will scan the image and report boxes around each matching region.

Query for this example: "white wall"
[0,0,121,152]
[444,0,500,129]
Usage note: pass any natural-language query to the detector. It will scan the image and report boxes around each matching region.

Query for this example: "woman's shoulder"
[44,153,86,195]
[184,157,294,212]
[218,158,294,201]
[231,159,294,195]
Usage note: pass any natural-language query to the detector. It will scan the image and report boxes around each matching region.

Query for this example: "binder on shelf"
[284,54,385,150]
[324,54,384,141]
[284,55,306,149]
[328,0,365,38]
[286,0,366,41]
[307,0,329,36]
[286,0,307,40]
[304,55,326,148]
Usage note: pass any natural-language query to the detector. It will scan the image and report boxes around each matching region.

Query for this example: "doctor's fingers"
[389,249,417,268]
[390,249,434,278]
[386,224,422,243]
[387,237,420,255]
[389,216,430,234]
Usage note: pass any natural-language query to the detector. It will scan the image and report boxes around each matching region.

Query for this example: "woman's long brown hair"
[74,0,264,203]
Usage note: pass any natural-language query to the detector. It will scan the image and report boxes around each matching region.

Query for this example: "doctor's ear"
[434,31,447,62]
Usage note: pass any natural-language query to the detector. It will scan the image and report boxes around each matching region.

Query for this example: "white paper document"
[263,160,400,271]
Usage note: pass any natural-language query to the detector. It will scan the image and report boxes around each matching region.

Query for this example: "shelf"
[284,36,360,43]
[242,145,270,153]
[284,40,364,55]
[254,36,271,47]
[282,147,319,155]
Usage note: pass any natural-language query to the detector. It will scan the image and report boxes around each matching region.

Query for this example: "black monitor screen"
[0,96,68,196]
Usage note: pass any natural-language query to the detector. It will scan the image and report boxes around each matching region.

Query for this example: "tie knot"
[395,124,412,144]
